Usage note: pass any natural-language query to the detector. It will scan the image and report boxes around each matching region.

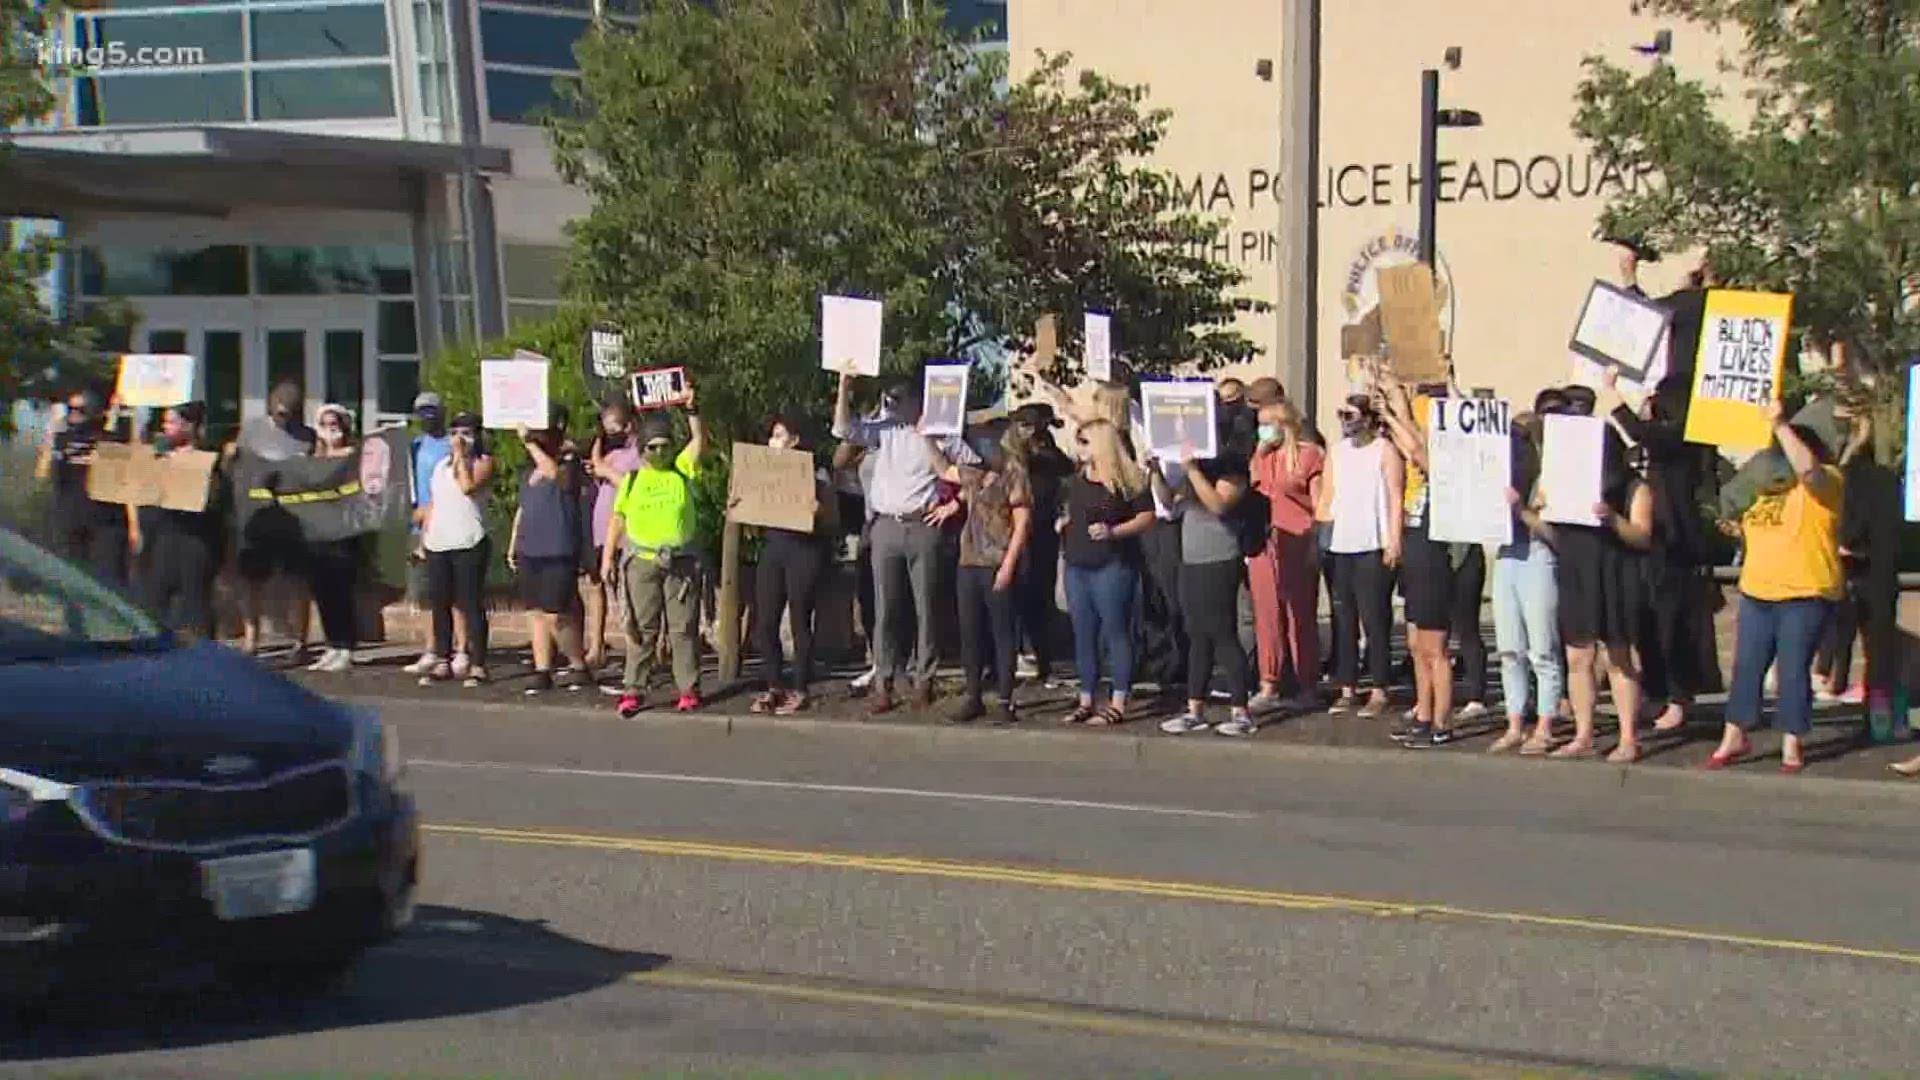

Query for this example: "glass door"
[255,298,377,431]
[134,298,250,447]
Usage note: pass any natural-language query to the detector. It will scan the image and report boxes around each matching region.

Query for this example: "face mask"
[646,444,673,464]
[1257,424,1278,444]
[880,395,903,419]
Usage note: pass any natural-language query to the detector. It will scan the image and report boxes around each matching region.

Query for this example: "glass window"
[370,244,414,295]
[255,244,413,295]
[265,329,306,399]
[84,312,133,355]
[324,329,365,415]
[255,245,322,294]
[944,0,1007,41]
[86,11,245,65]
[254,64,394,120]
[376,358,420,416]
[484,69,577,123]
[502,244,566,301]
[438,299,474,345]
[80,245,248,296]
[508,301,560,328]
[434,242,471,296]
[204,329,242,443]
[251,4,389,62]
[478,7,588,70]
[145,329,188,353]
[378,300,418,354]
[77,71,245,125]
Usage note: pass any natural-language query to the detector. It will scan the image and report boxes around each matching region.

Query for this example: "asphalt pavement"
[10,674,1920,1078]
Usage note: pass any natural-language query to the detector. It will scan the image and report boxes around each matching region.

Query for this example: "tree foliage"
[544,0,1252,447]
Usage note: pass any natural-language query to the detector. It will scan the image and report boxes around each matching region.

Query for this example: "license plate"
[200,848,318,921]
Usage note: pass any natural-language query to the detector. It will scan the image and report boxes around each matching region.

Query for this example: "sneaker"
[674,690,701,712]
[308,648,349,673]
[1401,727,1456,750]
[462,668,488,689]
[1215,714,1258,738]
[1249,692,1284,713]
[616,694,644,719]
[1391,720,1432,744]
[451,653,472,679]
[403,653,438,676]
[1357,695,1390,719]
[1456,701,1490,722]
[1328,692,1357,715]
[1160,712,1212,735]
[1016,657,1040,680]
[558,667,587,692]
[1839,683,1868,706]
[850,666,877,692]
[987,701,1019,726]
[868,686,896,716]
[417,661,452,687]
[525,670,554,697]
[946,697,986,724]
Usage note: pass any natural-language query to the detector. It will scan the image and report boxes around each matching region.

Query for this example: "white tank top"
[1328,438,1390,555]
[423,459,488,552]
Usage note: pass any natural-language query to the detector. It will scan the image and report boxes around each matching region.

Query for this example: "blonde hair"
[1263,400,1305,473]
[1088,382,1131,430]
[1079,419,1146,499]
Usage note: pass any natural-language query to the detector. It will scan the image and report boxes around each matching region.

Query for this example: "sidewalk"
[291,642,1920,787]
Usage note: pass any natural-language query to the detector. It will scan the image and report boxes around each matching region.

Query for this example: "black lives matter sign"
[630,366,690,411]
[1696,316,1779,406]
[1684,291,1793,450]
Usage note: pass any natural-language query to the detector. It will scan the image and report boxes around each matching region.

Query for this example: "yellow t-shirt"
[1738,466,1845,602]
[1403,394,1432,526]
[614,445,702,552]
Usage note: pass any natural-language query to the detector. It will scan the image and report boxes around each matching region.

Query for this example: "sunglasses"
[645,440,672,452]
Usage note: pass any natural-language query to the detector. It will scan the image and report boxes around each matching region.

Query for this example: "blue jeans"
[1065,560,1138,697]
[1728,594,1832,736]
[1493,537,1561,720]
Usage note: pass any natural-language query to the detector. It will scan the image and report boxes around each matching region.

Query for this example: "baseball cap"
[1010,402,1063,429]
[413,391,444,413]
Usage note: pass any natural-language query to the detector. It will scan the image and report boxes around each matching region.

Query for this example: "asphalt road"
[11,692,1920,1079]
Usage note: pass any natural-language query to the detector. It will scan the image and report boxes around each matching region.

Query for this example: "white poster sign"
[1569,280,1672,381]
[821,294,884,376]
[1085,312,1113,383]
[115,354,196,408]
[1139,381,1217,460]
[1540,414,1605,526]
[1426,396,1514,546]
[921,363,970,436]
[480,358,550,429]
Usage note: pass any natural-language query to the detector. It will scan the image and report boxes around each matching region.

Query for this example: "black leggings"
[1817,568,1898,692]
[1329,550,1393,690]
[1017,531,1059,677]
[1181,559,1249,708]
[427,540,490,668]
[958,564,1019,702]
[307,539,362,649]
[1449,543,1489,703]
[141,528,216,638]
[755,530,825,692]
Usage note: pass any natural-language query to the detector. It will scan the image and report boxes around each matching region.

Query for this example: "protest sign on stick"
[115,354,196,409]
[1683,290,1792,450]
[921,364,970,437]
[1426,396,1513,546]
[1085,313,1113,383]
[1139,381,1217,460]
[821,295,883,376]
[1377,262,1449,383]
[480,358,550,429]
[1540,414,1605,526]
[1032,314,1058,371]
[584,323,628,391]
[728,442,817,533]
[630,366,690,411]
[1569,280,1672,383]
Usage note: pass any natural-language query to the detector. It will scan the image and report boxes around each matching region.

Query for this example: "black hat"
[1011,402,1063,429]
[449,410,481,431]
[1597,228,1662,264]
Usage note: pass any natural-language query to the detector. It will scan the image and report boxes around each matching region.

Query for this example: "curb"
[338,691,1920,803]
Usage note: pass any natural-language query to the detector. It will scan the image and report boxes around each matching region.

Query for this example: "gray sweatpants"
[867,515,942,688]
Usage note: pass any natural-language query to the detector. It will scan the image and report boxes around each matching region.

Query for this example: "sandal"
[750,691,779,714]
[1061,703,1096,725]
[775,691,809,715]
[1087,704,1126,727]
[1549,741,1596,760]
[1701,734,1752,771]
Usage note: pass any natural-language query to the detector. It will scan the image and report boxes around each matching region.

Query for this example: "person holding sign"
[510,405,593,696]
[603,383,708,718]
[302,404,368,674]
[1247,399,1325,707]
[922,418,1032,725]
[746,416,840,716]
[47,387,130,586]
[132,402,224,642]
[1704,404,1845,775]
[418,412,496,689]
[1485,393,1564,755]
[233,382,318,658]
[584,401,642,675]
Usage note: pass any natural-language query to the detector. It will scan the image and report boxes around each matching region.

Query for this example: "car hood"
[0,642,354,784]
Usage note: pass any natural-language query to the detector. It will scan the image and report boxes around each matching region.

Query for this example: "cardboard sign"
[85,443,217,511]
[630,366,690,411]
[1569,280,1672,382]
[821,294,883,376]
[1033,314,1058,370]
[729,442,818,533]
[115,354,195,409]
[480,358,550,429]
[1085,312,1113,382]
[1376,262,1448,382]
[1340,308,1383,361]
[1539,414,1605,526]
[1684,290,1792,450]
[1907,366,1920,523]
[1139,381,1217,460]
[1426,396,1513,546]
[921,363,970,437]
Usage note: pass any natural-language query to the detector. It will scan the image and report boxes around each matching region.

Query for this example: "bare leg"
[1555,643,1599,756]
[1604,643,1643,763]
[531,612,556,672]
[583,579,608,668]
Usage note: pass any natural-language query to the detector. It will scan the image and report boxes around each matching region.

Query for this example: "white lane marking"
[409,759,1257,820]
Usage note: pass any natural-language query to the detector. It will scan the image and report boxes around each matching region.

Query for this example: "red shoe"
[675,690,701,712]
[1701,735,1751,770]
[1838,684,1867,706]
[616,694,643,719]
[1780,760,1806,776]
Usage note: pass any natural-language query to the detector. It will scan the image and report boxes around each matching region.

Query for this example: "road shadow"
[0,905,668,1062]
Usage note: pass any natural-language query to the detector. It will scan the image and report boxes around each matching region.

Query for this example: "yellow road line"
[423,821,1920,969]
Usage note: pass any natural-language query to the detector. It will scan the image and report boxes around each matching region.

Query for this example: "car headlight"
[0,768,74,825]
[348,708,404,785]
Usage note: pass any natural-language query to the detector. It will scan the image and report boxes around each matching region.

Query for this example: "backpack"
[1232,485,1272,558]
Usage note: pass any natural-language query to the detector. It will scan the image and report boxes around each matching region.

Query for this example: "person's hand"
[682,383,697,411]
[1602,368,1619,392]
[1505,487,1523,507]
[993,564,1016,592]
[1592,501,1613,522]
[727,494,743,515]
[1716,518,1741,538]
[1767,399,1786,427]
[516,423,531,444]
[506,549,519,572]
[128,529,143,557]
[1055,515,1069,536]
[1383,540,1402,569]
[1088,522,1113,542]
[1180,443,1201,469]
[925,501,961,527]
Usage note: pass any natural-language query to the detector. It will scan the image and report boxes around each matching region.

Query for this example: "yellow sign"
[1683,290,1793,450]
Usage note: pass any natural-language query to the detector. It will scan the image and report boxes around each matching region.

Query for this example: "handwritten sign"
[1684,290,1792,450]
[1426,396,1513,546]
[729,442,818,533]
[115,354,195,408]
[1085,312,1113,383]
[1139,381,1218,460]
[922,363,970,437]
[1376,262,1448,382]
[1539,414,1605,527]
[1569,280,1671,382]
[821,294,883,377]
[1906,366,1919,523]
[480,358,550,429]
[1033,314,1058,371]
[85,443,217,512]
[630,366,690,411]
[586,324,627,379]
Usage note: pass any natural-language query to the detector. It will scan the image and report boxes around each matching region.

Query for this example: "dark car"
[0,526,418,1001]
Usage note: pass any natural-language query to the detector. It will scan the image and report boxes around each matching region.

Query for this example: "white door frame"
[129,296,379,429]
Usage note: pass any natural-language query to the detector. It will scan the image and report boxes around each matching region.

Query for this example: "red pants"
[1247,530,1321,689]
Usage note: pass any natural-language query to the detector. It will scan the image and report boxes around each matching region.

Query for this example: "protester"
[419,411,494,689]
[233,381,317,657]
[748,415,839,715]
[1706,406,1844,774]
[926,419,1033,724]
[46,388,130,586]
[302,404,365,673]
[585,400,641,676]
[1815,403,1894,718]
[1489,397,1562,754]
[131,402,222,641]
[1155,421,1257,736]
[405,392,470,678]
[1376,374,1462,747]
[1009,403,1072,685]
[511,404,591,695]
[1060,419,1156,725]
[603,386,707,718]
[830,371,974,714]
[1247,398,1324,705]
[1317,393,1403,718]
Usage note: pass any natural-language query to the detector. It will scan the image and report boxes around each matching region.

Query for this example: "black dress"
[1554,481,1648,649]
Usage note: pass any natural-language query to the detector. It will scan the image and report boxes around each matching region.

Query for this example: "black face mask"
[602,432,629,450]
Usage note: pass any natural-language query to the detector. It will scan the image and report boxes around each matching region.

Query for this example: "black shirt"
[1026,441,1075,530]
[49,422,125,531]
[1610,404,1707,566]
[1062,473,1153,569]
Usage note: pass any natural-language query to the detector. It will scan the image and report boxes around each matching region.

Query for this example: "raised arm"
[683,384,706,462]
[1383,444,1406,567]
[1183,457,1245,516]
[522,428,560,480]
[831,372,855,440]
[1771,400,1838,500]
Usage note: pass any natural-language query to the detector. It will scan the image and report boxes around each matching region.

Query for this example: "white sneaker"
[1456,701,1490,721]
[307,650,335,673]
[317,649,355,673]
[451,653,472,679]
[403,653,437,675]
[1016,656,1040,679]
[850,666,877,691]
[1216,714,1258,737]
[1160,712,1212,735]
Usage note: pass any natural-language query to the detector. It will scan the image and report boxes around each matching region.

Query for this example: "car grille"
[71,762,355,853]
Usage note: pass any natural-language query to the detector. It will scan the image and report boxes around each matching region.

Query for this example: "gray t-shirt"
[1181,503,1241,565]
[238,417,316,461]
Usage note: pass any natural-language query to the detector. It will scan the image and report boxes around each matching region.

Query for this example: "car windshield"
[0,527,168,661]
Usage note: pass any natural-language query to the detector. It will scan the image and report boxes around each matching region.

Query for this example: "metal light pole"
[1416,52,1480,273]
